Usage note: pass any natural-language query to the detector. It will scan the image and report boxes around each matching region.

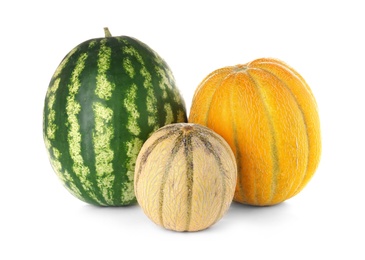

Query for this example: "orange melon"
[189,58,321,206]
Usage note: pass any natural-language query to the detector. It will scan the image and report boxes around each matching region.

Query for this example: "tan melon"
[134,123,237,232]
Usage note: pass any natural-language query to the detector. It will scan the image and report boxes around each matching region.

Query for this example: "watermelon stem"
[104,27,112,37]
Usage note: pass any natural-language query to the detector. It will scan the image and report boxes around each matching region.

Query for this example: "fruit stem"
[104,27,112,37]
[182,124,194,134]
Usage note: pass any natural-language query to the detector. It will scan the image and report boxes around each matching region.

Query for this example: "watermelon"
[43,28,187,206]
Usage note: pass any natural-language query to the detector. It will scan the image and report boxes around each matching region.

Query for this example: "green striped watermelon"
[43,28,187,206]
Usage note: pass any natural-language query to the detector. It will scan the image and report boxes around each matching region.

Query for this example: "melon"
[189,58,321,206]
[43,28,187,206]
[134,123,237,231]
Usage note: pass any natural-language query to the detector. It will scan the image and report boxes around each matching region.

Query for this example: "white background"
[1,0,364,259]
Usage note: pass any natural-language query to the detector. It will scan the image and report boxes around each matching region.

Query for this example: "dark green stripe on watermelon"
[43,31,187,206]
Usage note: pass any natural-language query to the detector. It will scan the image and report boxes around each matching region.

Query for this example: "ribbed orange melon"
[134,123,237,231]
[189,58,321,206]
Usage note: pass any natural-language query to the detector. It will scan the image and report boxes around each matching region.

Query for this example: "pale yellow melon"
[134,123,237,232]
